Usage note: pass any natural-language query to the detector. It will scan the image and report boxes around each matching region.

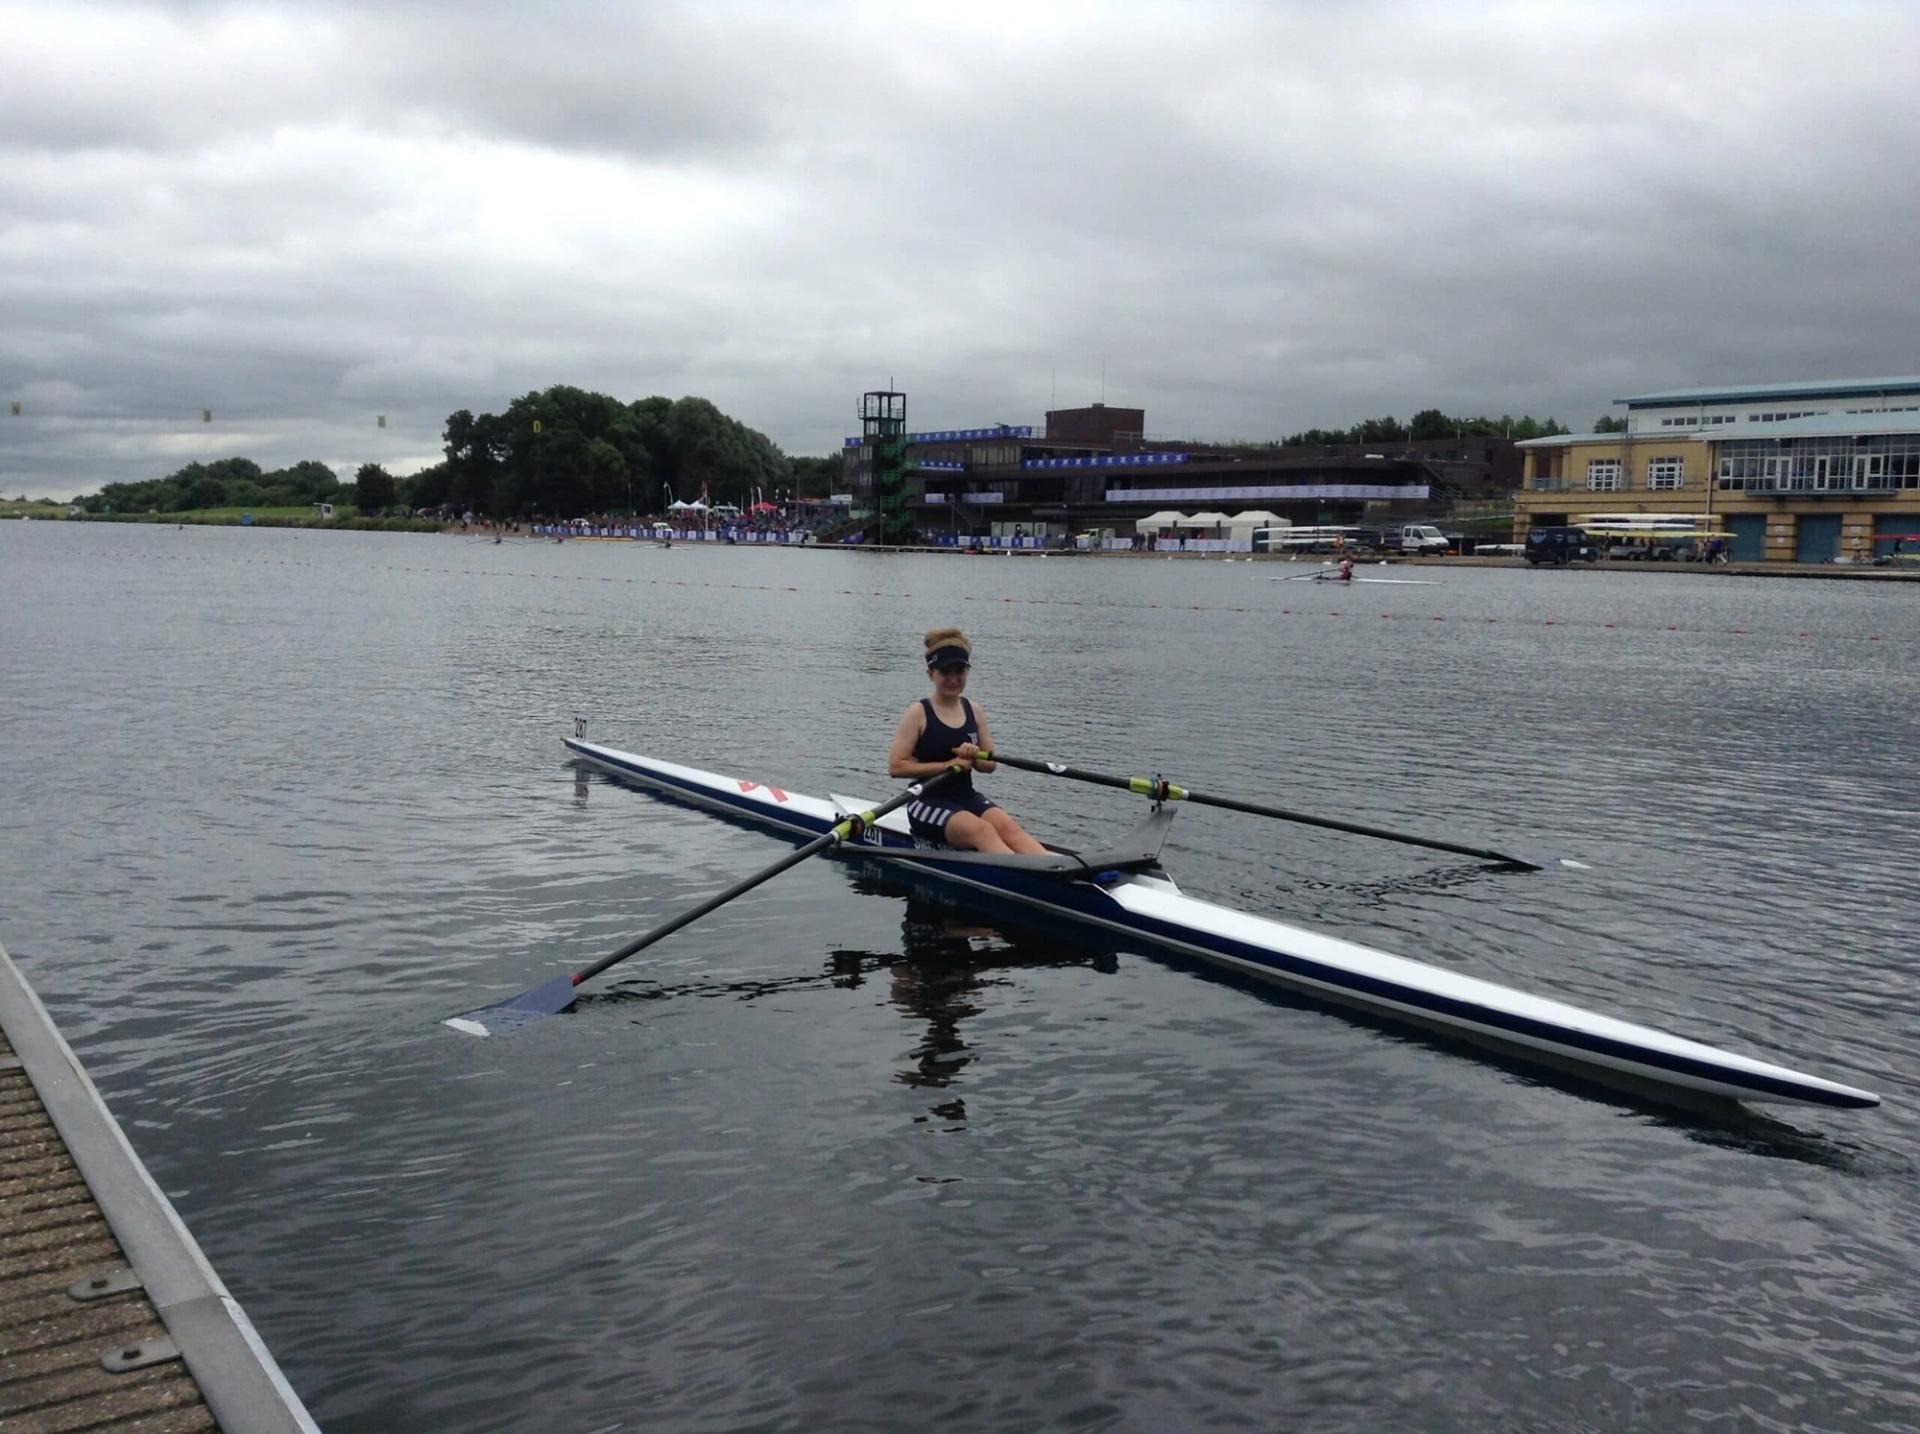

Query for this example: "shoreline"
[11,515,1917,579]
[801,543,1920,580]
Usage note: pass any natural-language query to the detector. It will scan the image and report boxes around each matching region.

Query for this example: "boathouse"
[1514,376,1920,563]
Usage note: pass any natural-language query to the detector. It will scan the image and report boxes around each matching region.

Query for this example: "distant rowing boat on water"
[1269,574,1438,585]
[483,735,1877,1112]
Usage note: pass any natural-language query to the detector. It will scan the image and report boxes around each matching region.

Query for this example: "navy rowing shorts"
[906,788,999,846]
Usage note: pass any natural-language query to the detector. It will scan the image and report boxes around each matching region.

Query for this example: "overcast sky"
[4,1,1917,499]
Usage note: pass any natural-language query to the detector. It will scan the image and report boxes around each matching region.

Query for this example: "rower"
[887,628,1047,855]
[1337,556,1355,581]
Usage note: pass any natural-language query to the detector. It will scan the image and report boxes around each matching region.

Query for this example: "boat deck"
[0,942,317,1433]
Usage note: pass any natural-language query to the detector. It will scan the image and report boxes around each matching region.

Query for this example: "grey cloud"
[4,2,1920,499]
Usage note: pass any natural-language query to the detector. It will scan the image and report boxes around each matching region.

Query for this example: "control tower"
[860,390,911,543]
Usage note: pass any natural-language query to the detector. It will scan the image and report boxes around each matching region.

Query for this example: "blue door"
[1726,513,1767,562]
[1874,514,1919,558]
[1795,514,1842,563]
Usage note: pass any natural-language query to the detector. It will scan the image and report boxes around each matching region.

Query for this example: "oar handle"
[979,750,1541,872]
[571,766,962,986]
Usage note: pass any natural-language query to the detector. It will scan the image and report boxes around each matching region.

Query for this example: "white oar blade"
[444,973,580,1037]
[1495,854,1589,873]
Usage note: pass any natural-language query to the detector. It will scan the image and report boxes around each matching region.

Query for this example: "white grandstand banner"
[1106,484,1429,503]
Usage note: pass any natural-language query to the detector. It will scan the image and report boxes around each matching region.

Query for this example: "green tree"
[1410,408,1452,441]
[1281,427,1356,447]
[664,396,786,508]
[442,408,504,515]
[1593,415,1627,433]
[1357,416,1408,444]
[443,385,666,517]
[185,474,227,508]
[270,460,341,502]
[629,396,674,507]
[355,463,396,515]
[65,391,785,520]
[400,460,449,511]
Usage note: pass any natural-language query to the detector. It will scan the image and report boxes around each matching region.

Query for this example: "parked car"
[1524,526,1602,566]
[1386,524,1451,555]
[1605,539,1684,561]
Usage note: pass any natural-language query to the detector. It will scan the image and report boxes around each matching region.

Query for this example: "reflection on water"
[585,874,1124,1129]
[1642,1102,1893,1174]
[843,884,1119,1125]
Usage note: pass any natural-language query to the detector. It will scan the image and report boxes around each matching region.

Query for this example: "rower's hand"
[952,742,980,767]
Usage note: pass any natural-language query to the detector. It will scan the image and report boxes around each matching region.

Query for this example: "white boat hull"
[563,738,1879,1111]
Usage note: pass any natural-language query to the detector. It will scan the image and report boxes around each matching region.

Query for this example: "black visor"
[926,644,971,670]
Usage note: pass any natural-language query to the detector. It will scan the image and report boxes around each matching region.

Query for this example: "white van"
[1394,524,1449,555]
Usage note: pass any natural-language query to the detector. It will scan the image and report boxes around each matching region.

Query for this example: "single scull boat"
[563,735,1877,1111]
[1269,575,1438,585]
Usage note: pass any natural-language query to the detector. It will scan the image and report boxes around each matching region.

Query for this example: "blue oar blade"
[443,973,580,1037]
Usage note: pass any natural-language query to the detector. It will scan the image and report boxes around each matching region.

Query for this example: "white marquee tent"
[1132,510,1190,532]
[1224,510,1288,533]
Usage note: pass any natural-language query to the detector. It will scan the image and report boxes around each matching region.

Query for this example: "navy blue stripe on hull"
[565,742,1872,1110]
[818,855,1868,1109]
[1117,908,1868,1109]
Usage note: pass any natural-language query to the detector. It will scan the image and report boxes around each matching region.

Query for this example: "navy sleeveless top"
[912,697,978,796]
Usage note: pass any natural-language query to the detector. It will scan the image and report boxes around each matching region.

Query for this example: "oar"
[978,750,1578,872]
[1274,566,1336,581]
[445,767,963,1036]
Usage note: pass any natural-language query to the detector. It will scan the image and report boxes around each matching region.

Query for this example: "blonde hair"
[923,628,971,657]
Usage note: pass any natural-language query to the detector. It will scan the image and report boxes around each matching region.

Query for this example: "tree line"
[67,389,1615,519]
[1279,408,1572,447]
[72,456,348,516]
[72,386,846,518]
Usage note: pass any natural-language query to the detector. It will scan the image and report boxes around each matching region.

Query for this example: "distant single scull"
[1268,575,1438,585]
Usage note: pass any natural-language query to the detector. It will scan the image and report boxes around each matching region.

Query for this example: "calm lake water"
[2,521,1916,1432]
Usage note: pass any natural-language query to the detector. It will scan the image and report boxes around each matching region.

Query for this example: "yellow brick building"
[1515,377,1920,562]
